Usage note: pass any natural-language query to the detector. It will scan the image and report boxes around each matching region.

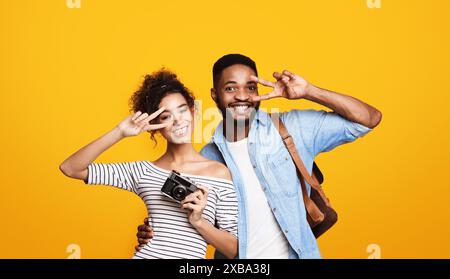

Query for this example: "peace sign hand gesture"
[250,70,310,102]
[117,107,171,138]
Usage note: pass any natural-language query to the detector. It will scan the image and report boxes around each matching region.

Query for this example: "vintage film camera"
[161,170,198,202]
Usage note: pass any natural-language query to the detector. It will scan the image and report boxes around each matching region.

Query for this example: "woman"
[59,69,238,259]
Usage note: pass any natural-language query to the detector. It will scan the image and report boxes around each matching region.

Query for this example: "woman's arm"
[181,185,238,259]
[192,218,238,259]
[59,109,168,180]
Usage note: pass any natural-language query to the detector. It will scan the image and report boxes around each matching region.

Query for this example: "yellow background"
[1,0,449,259]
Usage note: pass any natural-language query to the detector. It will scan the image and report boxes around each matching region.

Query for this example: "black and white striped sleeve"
[215,184,238,238]
[84,162,141,194]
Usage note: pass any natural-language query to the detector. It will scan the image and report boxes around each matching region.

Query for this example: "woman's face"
[156,93,194,144]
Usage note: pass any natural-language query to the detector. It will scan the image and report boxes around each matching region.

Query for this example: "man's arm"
[303,84,382,129]
[250,70,382,129]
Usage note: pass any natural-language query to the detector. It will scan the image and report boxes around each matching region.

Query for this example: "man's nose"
[234,88,250,101]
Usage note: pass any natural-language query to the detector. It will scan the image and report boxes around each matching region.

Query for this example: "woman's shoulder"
[201,160,232,182]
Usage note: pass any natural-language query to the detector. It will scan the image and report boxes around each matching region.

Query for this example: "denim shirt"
[200,109,372,259]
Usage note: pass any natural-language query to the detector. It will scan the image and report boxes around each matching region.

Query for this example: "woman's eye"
[248,86,257,91]
[180,108,188,113]
[160,115,171,121]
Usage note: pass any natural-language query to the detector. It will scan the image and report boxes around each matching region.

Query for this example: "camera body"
[161,170,198,202]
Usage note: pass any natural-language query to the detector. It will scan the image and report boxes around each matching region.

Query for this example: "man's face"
[211,64,260,122]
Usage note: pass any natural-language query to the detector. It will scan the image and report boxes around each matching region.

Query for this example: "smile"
[229,104,252,115]
[173,125,189,137]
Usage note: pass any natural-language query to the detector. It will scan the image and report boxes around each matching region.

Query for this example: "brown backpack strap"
[270,114,325,224]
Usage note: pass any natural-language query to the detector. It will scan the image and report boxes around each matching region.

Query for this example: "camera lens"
[172,185,187,201]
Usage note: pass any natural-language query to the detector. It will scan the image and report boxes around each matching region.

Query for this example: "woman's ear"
[190,101,197,116]
[191,100,202,122]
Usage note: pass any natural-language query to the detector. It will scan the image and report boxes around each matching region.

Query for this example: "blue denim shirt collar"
[211,109,268,145]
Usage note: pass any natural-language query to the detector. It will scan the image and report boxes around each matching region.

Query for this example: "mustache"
[228,102,254,107]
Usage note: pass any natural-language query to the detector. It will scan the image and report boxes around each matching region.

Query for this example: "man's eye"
[225,87,236,92]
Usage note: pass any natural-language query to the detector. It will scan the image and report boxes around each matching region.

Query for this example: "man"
[136,54,382,259]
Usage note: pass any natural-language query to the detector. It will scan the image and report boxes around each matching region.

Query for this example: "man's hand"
[250,70,311,101]
[251,69,382,128]
[135,217,154,252]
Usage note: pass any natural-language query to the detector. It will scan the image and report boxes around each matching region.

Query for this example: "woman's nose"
[173,113,182,124]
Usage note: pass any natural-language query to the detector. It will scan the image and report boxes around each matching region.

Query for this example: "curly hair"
[129,68,195,144]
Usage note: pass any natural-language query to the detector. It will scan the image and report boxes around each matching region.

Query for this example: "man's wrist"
[303,83,319,100]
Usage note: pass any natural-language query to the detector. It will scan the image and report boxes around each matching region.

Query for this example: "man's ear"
[210,88,218,104]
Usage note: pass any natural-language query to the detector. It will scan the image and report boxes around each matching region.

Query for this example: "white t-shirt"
[226,137,289,259]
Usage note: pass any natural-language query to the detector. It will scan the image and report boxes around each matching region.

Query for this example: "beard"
[215,98,260,122]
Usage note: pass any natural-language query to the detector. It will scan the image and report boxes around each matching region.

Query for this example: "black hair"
[129,68,195,144]
[212,54,258,88]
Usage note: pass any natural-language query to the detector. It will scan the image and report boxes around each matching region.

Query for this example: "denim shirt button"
[284,230,288,234]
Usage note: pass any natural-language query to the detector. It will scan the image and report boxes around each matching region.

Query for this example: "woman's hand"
[59,109,170,180]
[181,184,237,259]
[117,107,171,138]
[181,185,209,228]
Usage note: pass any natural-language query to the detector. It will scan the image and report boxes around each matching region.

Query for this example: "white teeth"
[232,105,249,115]
[173,126,188,137]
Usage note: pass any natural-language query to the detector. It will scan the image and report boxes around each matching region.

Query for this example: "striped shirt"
[84,161,238,259]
